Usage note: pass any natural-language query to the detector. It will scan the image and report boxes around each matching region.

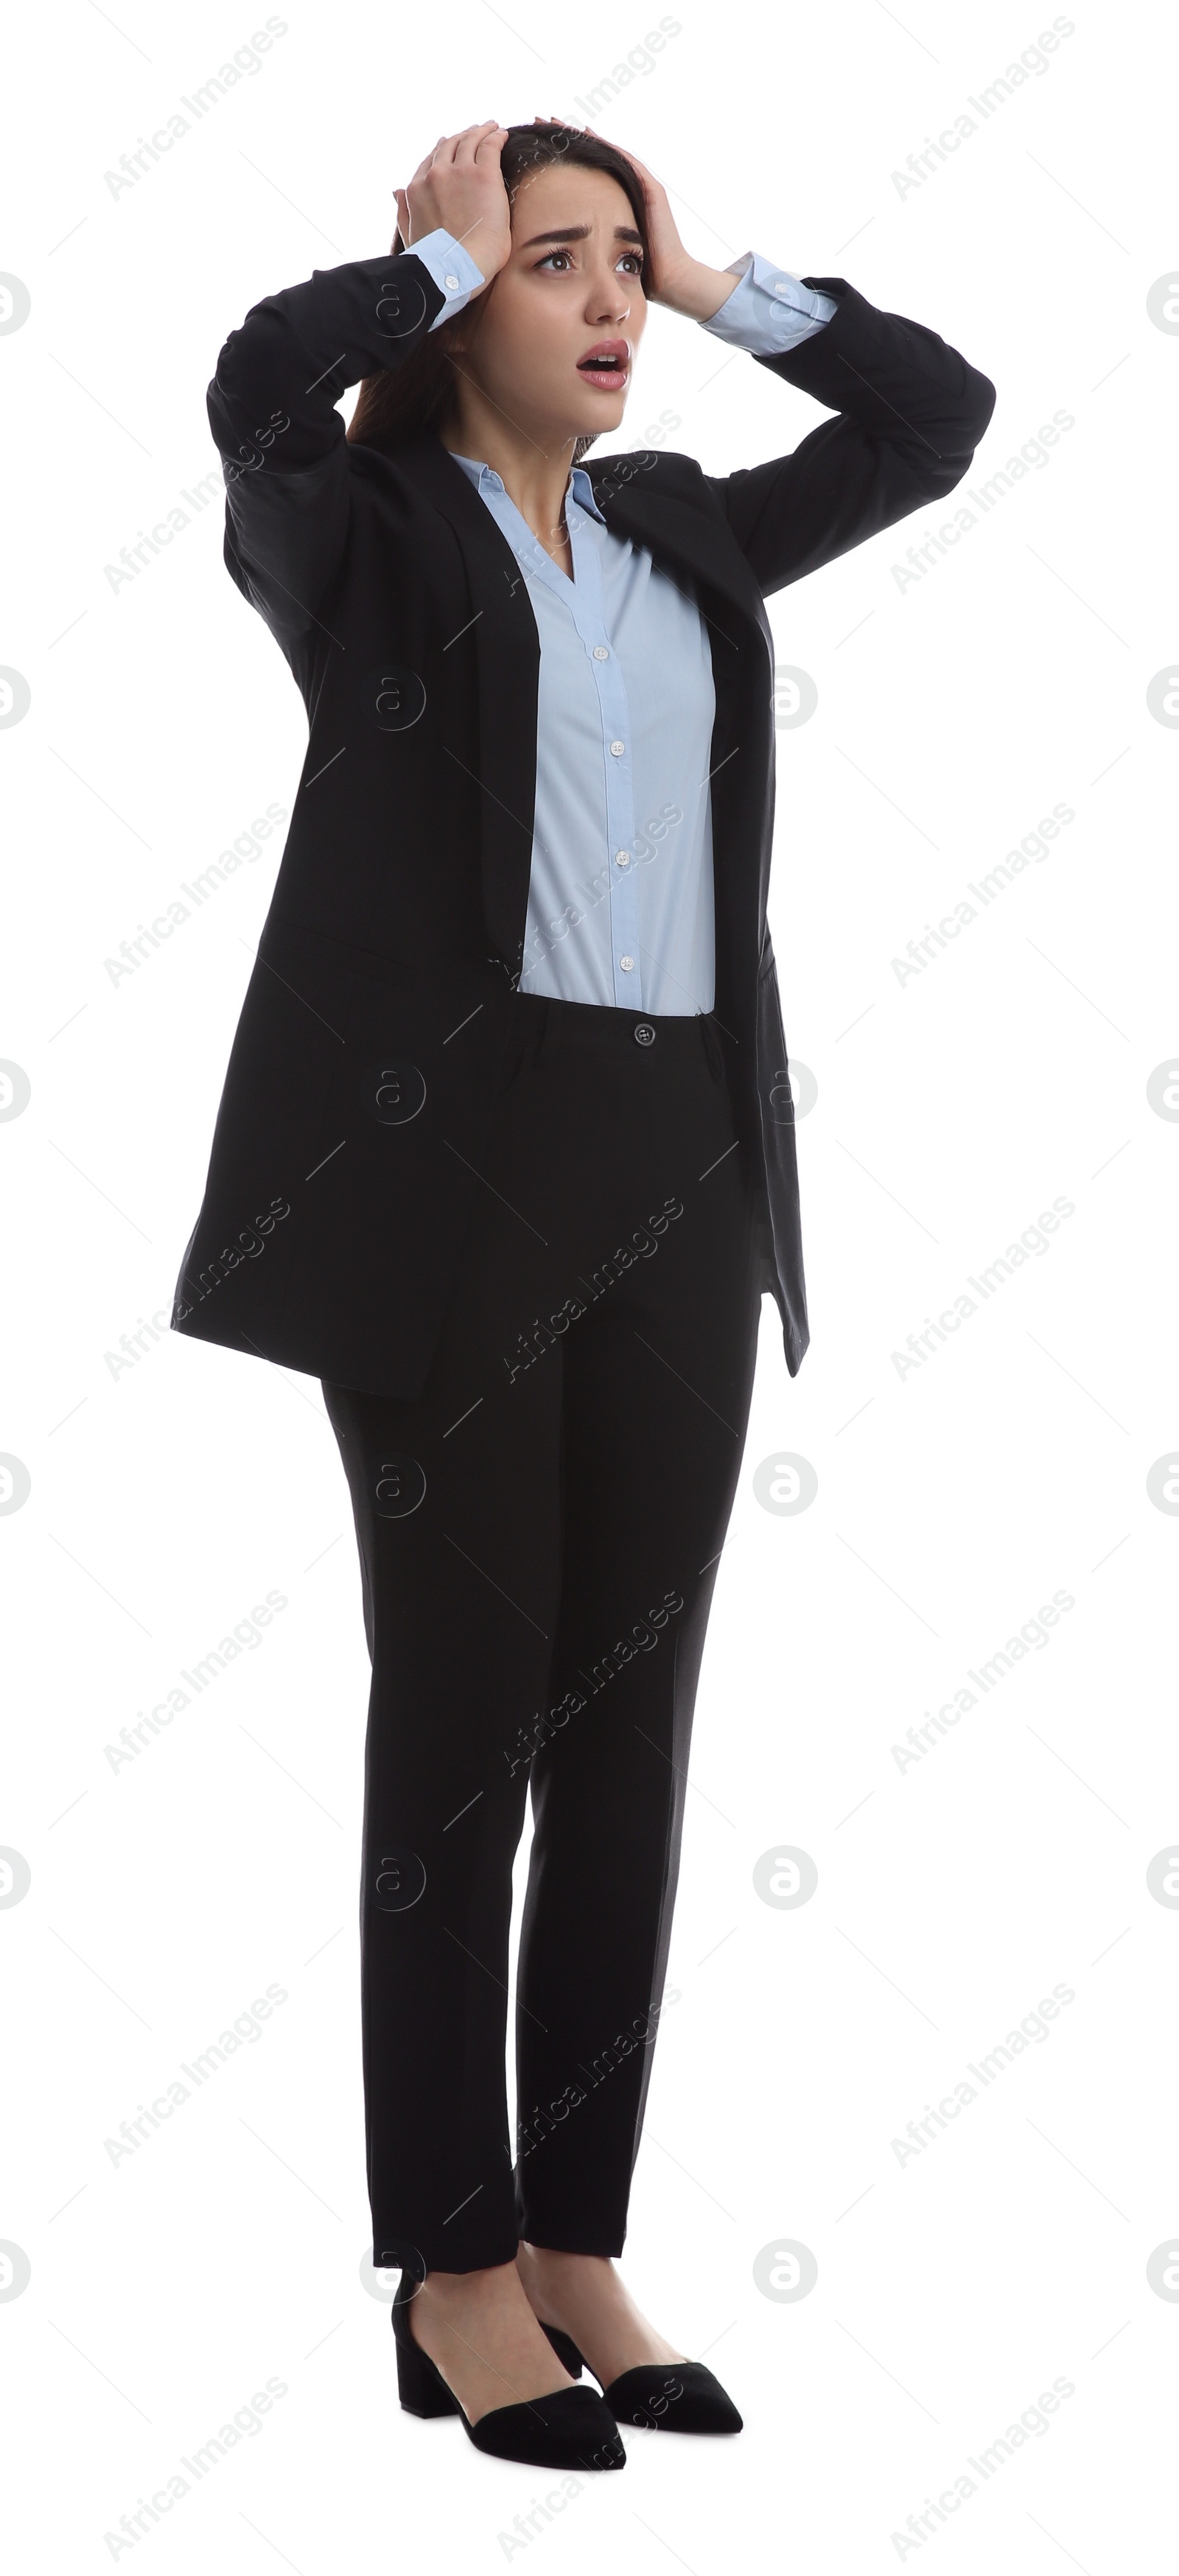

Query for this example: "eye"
[533,247,646,276]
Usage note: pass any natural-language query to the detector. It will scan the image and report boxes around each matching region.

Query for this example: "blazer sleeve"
[704,277,997,595]
[206,251,449,650]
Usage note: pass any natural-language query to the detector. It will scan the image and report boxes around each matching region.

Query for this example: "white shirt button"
[614,849,631,868]
[619,954,635,972]
[593,645,609,660]
[444,275,461,290]
[609,739,625,757]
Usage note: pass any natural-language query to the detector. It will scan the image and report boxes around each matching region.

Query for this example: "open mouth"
[577,343,630,390]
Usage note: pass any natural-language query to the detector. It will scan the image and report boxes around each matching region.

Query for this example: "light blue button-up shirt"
[405,225,836,1013]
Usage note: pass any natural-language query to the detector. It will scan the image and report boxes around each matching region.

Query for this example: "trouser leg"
[320,1005,566,2276]
[511,1037,760,2250]
[322,1352,559,2277]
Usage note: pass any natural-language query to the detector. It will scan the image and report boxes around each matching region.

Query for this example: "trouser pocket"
[699,1013,724,1085]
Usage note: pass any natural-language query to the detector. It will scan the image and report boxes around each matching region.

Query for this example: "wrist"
[657,256,741,323]
[472,239,510,287]
[405,213,505,287]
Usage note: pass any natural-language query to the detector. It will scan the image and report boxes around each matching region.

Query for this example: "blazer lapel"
[590,459,778,993]
[388,433,542,976]
[587,459,777,669]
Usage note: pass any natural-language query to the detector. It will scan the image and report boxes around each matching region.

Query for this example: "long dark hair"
[346,121,651,465]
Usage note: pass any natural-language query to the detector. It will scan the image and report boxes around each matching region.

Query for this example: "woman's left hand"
[536,116,738,320]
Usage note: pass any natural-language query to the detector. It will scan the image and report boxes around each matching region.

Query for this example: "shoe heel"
[539,2320,584,2378]
[392,2286,461,2419]
[396,2339,460,2418]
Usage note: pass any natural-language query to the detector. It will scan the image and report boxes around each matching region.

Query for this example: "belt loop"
[533,996,553,1068]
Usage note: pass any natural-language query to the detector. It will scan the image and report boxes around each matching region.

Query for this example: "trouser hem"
[515,2226,627,2258]
[374,2230,524,2282]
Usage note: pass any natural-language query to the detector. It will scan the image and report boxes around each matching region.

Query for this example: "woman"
[172,117,995,2471]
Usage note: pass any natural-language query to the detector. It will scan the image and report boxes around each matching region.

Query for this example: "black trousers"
[322,990,762,2279]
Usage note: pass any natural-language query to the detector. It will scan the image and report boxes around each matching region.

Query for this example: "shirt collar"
[448,451,605,527]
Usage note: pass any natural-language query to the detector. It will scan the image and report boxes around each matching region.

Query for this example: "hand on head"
[395,123,513,276]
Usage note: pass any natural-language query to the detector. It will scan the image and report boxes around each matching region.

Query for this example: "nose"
[587,256,632,326]
[589,282,631,325]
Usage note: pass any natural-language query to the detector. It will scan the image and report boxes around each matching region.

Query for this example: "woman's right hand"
[395,123,512,287]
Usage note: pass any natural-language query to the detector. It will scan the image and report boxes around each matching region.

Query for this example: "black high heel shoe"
[537,2317,744,2435]
[391,2273,627,2470]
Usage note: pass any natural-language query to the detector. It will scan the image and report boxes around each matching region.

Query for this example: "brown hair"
[346,121,651,466]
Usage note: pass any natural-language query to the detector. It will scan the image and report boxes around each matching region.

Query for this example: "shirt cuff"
[402,226,486,329]
[702,250,838,357]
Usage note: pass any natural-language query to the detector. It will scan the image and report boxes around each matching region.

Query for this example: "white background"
[3,1,1177,2568]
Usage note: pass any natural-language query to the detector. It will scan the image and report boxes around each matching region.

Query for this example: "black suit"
[170,250,994,2277]
[169,249,996,1398]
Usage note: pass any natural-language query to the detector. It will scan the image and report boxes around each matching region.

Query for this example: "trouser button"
[634,1022,656,1046]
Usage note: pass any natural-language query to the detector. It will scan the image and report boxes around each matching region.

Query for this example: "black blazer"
[169,248,995,1398]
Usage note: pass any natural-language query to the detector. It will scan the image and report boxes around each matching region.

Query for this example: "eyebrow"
[518,223,644,250]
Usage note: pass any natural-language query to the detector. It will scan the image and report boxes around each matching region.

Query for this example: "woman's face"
[450,160,648,447]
